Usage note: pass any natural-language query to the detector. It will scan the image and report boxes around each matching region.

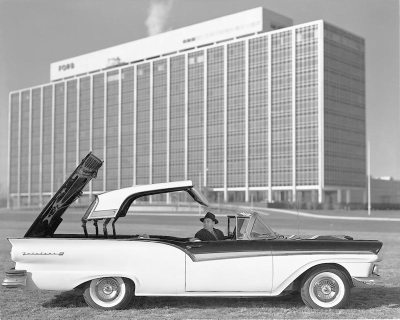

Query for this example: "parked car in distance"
[3,153,384,310]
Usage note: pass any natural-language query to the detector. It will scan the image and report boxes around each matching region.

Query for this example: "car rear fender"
[73,274,140,292]
[9,238,186,293]
[18,269,141,291]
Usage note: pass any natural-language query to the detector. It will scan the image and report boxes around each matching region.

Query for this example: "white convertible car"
[3,153,383,310]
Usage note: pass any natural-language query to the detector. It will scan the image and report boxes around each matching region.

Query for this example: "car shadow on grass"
[42,290,87,308]
[43,290,305,309]
[130,294,305,310]
[43,287,400,310]
[348,287,400,309]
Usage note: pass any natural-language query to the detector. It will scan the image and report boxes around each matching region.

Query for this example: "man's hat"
[200,212,218,224]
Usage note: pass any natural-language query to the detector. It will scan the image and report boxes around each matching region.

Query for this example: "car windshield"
[250,216,276,239]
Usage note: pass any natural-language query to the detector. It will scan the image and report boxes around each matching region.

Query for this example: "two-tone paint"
[6,231,382,297]
[2,152,384,310]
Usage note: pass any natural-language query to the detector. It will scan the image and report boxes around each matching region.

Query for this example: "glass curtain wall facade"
[323,23,366,204]
[8,21,366,207]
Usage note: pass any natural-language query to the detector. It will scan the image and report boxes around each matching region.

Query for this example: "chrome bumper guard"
[352,275,384,288]
[2,268,27,288]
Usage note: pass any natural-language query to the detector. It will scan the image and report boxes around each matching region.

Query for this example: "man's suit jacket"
[195,228,225,241]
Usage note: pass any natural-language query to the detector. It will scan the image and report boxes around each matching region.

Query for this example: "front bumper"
[2,268,27,288]
[352,275,384,288]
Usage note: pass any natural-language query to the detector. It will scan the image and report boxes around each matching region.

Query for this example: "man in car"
[191,212,225,241]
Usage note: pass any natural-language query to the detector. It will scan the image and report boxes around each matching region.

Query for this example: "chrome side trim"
[194,251,271,262]
[191,250,375,262]
[272,250,376,257]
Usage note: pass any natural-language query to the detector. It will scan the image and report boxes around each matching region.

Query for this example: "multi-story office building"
[8,7,367,207]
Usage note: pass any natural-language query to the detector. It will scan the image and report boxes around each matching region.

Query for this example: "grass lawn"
[0,209,399,319]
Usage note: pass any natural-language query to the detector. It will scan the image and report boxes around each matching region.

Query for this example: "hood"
[25,152,103,237]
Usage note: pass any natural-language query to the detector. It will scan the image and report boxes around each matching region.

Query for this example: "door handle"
[186,244,202,249]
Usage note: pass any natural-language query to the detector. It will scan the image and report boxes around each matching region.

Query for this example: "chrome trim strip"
[193,251,271,262]
[272,250,376,256]
[190,250,377,262]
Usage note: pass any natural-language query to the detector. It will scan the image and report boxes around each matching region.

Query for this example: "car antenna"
[297,194,300,236]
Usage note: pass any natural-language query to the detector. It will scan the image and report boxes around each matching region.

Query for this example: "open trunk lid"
[25,152,103,238]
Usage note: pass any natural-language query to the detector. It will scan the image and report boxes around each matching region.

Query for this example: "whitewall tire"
[301,267,351,309]
[83,277,134,310]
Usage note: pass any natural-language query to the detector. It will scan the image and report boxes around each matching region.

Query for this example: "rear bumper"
[352,275,384,287]
[2,268,27,288]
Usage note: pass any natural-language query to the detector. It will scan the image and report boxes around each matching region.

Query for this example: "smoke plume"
[145,0,174,36]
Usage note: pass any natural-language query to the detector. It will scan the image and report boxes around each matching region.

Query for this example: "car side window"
[237,218,249,239]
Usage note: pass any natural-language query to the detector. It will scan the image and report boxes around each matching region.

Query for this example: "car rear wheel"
[83,277,134,310]
[301,267,350,309]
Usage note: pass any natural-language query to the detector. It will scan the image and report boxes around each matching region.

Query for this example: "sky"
[0,0,399,194]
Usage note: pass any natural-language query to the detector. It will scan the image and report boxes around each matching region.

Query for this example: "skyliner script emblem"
[23,252,64,256]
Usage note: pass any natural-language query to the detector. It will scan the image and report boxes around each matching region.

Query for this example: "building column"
[223,44,228,203]
[76,79,81,204]
[103,74,107,192]
[133,65,137,186]
[311,189,317,203]
[149,63,154,204]
[319,189,325,203]
[89,75,93,199]
[245,39,249,202]
[63,82,67,182]
[7,93,12,208]
[76,79,80,167]
[28,89,32,206]
[118,69,122,190]
[337,189,342,203]
[149,63,154,188]
[166,58,171,204]
[317,21,325,205]
[18,91,21,208]
[184,54,189,182]
[291,28,297,203]
[267,35,272,203]
[40,87,45,206]
[203,50,208,190]
[51,84,55,197]
[346,189,351,204]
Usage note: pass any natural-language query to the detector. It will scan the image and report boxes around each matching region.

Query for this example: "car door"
[185,239,273,292]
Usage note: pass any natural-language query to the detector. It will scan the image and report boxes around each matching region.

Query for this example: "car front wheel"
[301,267,350,309]
[83,277,134,310]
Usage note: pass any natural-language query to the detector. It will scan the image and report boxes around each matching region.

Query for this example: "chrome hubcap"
[95,278,120,302]
[314,278,338,302]
[103,284,113,295]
